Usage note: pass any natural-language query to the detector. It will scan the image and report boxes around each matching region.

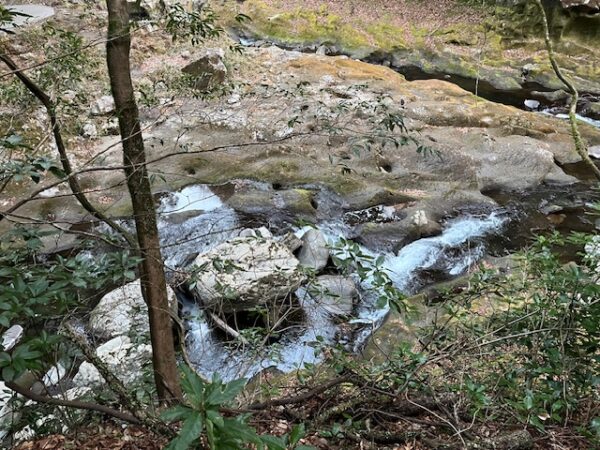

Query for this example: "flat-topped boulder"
[189,236,304,312]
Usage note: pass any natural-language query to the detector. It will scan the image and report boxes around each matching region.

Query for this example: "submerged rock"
[307,275,357,316]
[190,237,304,312]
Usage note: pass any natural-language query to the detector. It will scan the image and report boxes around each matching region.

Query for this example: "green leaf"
[161,405,193,423]
[260,435,287,450]
[289,423,305,446]
[165,410,203,450]
[206,409,224,428]
[180,364,206,404]
[2,366,15,381]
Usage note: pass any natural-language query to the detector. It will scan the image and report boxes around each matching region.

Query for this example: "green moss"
[241,1,370,49]
[364,21,407,51]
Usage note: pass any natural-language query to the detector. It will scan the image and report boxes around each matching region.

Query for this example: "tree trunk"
[105,0,182,403]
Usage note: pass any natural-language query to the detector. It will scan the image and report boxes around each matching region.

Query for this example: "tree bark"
[105,0,182,403]
[535,0,600,180]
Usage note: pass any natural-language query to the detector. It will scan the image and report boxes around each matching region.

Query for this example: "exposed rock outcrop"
[182,48,227,91]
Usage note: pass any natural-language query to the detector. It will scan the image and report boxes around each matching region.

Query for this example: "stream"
[152,180,592,382]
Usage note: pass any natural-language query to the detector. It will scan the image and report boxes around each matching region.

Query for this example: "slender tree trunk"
[535,0,600,180]
[0,52,136,247]
[105,0,182,403]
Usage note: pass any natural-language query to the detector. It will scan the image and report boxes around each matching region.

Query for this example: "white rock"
[412,210,429,227]
[42,363,66,387]
[58,387,93,402]
[238,227,273,238]
[73,336,152,388]
[62,90,77,103]
[524,99,540,110]
[2,5,54,31]
[190,237,303,311]
[89,279,178,340]
[0,403,19,441]
[589,145,600,159]
[13,425,34,443]
[82,122,97,139]
[90,95,115,116]
[227,93,241,104]
[1,325,23,351]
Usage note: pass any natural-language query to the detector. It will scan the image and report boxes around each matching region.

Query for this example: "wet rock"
[90,95,115,116]
[182,48,227,91]
[309,275,357,316]
[580,101,600,120]
[411,210,442,238]
[227,189,316,217]
[190,237,304,312]
[297,229,329,272]
[589,145,600,159]
[532,89,570,104]
[357,220,414,253]
[89,279,178,340]
[73,336,152,388]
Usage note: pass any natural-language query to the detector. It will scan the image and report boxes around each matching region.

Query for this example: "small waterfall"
[157,185,240,268]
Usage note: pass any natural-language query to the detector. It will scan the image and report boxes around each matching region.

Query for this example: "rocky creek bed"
[68,175,597,386]
[3,3,600,442]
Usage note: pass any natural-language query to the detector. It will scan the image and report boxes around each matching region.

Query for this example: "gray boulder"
[190,237,304,312]
[182,48,227,91]
[309,275,357,316]
[90,95,115,116]
[297,229,329,272]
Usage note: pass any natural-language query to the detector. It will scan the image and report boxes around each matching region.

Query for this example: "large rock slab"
[2,5,54,32]
[190,236,304,312]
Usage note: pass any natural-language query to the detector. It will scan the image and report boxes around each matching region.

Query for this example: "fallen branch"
[5,380,142,425]
[248,374,352,410]
[208,312,249,344]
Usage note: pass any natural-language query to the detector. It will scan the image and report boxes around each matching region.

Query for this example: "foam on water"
[542,111,600,130]
[385,212,507,291]
[159,185,224,215]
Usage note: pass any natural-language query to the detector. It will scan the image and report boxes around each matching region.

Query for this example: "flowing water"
[157,183,509,381]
